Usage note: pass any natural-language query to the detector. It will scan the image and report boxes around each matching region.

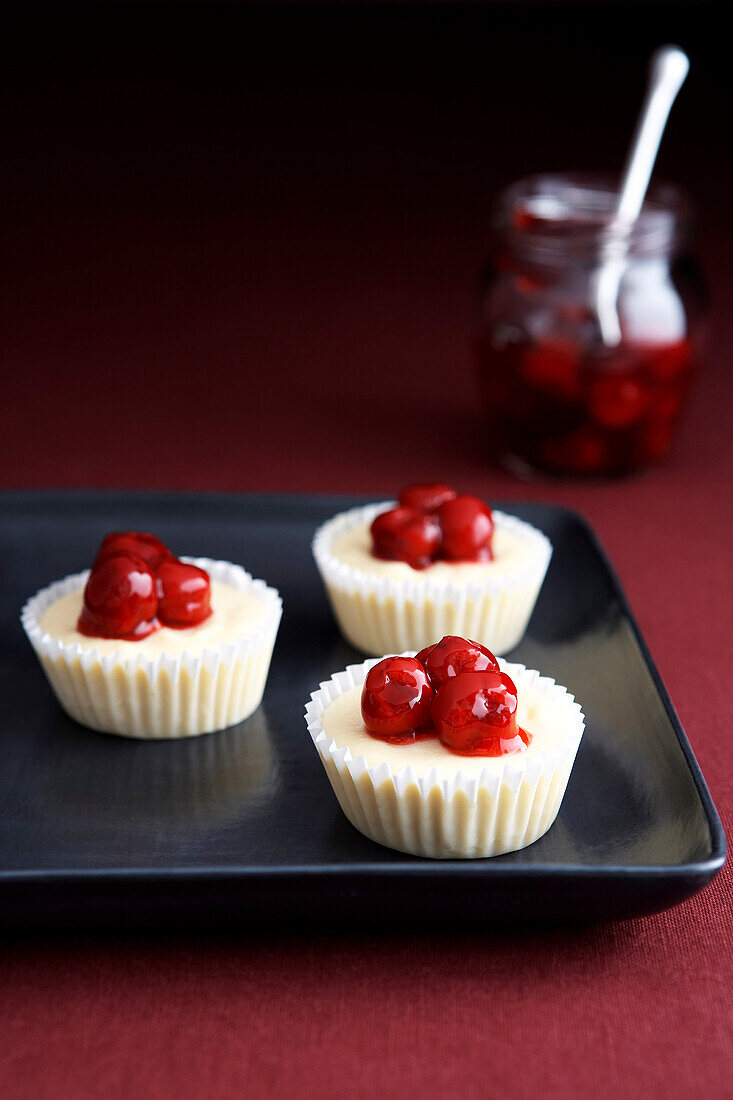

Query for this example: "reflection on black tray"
[43,708,278,839]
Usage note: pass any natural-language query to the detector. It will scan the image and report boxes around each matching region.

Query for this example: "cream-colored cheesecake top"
[39,580,268,657]
[320,673,575,779]
[329,519,537,582]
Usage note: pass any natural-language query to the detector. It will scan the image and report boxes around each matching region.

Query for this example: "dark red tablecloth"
[1,6,731,1097]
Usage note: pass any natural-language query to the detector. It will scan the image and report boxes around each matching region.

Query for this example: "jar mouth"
[496,172,691,263]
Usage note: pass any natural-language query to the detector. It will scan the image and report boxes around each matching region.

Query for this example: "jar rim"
[495,172,691,262]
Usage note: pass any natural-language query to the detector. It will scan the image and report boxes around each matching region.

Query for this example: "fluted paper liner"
[21,558,282,739]
[312,503,552,656]
[305,654,584,858]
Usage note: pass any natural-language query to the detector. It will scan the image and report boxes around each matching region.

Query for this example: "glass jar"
[476,174,706,476]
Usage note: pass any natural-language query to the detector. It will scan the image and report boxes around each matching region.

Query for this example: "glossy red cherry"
[156,558,212,628]
[371,507,441,570]
[437,495,494,561]
[398,483,457,513]
[361,656,434,742]
[423,635,500,689]
[521,339,580,400]
[78,552,159,639]
[587,372,651,430]
[431,670,528,756]
[415,643,436,668]
[95,531,172,571]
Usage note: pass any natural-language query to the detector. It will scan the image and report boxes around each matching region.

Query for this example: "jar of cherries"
[476,174,706,476]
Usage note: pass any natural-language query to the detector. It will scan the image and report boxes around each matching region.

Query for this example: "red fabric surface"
[2,6,732,1098]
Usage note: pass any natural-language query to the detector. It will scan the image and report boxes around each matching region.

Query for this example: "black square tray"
[0,491,725,927]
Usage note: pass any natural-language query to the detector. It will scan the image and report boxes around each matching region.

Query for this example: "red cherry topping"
[437,495,494,561]
[361,656,434,743]
[430,670,529,756]
[423,635,500,689]
[398,483,457,513]
[156,558,212,628]
[78,552,159,639]
[371,507,441,570]
[95,531,172,571]
[415,643,437,668]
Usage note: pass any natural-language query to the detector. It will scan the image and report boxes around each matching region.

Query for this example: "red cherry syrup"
[476,335,696,476]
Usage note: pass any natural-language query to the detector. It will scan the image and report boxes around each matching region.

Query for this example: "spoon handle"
[616,46,689,223]
[596,45,689,346]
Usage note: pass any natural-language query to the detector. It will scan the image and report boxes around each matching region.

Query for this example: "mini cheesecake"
[306,638,584,859]
[22,531,282,739]
[313,484,552,656]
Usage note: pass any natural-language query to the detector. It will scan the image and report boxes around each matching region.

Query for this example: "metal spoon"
[595,45,689,346]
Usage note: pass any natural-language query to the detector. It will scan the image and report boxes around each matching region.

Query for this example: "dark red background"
[1,4,731,1097]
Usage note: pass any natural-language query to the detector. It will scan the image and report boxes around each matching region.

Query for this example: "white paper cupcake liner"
[21,558,282,740]
[305,654,585,859]
[312,502,553,656]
